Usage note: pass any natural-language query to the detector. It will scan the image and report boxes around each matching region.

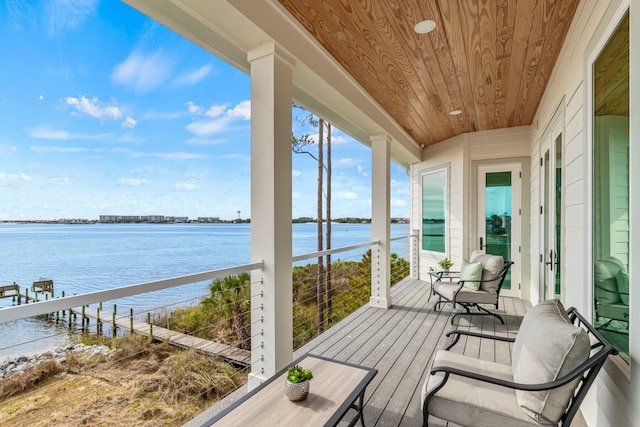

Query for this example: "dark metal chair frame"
[430,261,514,325]
[422,307,618,426]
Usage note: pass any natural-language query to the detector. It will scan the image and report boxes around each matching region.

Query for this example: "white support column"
[248,42,294,388]
[370,134,392,308]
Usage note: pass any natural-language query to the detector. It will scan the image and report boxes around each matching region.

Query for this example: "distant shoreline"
[1,218,409,225]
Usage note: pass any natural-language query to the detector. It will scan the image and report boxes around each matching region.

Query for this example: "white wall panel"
[530,0,634,425]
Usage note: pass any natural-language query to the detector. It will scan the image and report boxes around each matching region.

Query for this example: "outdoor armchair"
[421,299,618,426]
[430,251,513,325]
[594,257,629,331]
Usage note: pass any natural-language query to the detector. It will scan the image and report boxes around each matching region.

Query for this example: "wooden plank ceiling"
[277,0,580,148]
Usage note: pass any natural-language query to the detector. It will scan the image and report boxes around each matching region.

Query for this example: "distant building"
[99,215,141,223]
[145,215,165,223]
[197,217,221,223]
[99,215,190,223]
[166,216,189,223]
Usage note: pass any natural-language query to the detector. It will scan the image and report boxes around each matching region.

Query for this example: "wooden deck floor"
[187,277,531,427]
[295,277,531,427]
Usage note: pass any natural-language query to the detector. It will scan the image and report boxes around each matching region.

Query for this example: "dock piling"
[147,312,152,340]
[112,304,117,335]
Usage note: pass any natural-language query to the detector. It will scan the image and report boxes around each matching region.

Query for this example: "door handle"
[545,249,554,270]
[479,237,484,250]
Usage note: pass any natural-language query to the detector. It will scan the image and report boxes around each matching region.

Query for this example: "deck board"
[295,277,531,426]
[191,277,532,426]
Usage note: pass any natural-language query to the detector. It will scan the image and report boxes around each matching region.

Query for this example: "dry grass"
[0,360,64,400]
[0,336,246,426]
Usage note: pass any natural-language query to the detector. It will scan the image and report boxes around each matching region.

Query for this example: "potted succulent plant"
[437,257,454,272]
[285,364,313,401]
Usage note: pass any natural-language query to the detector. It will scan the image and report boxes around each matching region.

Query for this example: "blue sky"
[0,0,410,221]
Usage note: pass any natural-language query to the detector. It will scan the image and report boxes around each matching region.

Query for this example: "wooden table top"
[207,354,377,426]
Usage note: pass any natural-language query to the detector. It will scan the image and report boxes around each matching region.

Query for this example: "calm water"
[0,222,409,358]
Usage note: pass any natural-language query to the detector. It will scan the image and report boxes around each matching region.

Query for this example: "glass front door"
[477,164,521,297]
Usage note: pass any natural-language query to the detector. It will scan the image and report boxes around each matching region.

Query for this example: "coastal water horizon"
[0,222,410,359]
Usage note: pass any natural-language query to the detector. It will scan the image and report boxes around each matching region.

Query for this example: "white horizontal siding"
[529,0,634,425]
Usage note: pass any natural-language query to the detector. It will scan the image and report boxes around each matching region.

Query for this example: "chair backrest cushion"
[460,260,483,290]
[469,250,504,293]
[512,299,590,424]
[594,259,623,304]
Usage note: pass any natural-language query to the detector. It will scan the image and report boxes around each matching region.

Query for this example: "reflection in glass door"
[477,164,521,297]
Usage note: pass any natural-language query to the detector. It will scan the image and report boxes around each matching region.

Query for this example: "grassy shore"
[0,335,245,426]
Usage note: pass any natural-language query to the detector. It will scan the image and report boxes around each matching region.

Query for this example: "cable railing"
[0,264,263,426]
[291,235,413,350]
[0,234,415,425]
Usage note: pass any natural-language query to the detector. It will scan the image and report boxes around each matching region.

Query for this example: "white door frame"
[539,116,564,302]
[477,163,522,298]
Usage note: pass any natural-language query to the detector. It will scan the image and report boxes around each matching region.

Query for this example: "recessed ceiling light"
[414,20,436,34]
[449,110,463,116]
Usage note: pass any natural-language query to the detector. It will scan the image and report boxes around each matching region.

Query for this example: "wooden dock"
[3,280,250,366]
[71,306,251,366]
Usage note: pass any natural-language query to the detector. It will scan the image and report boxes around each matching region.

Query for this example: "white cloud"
[0,172,33,186]
[292,170,302,177]
[336,191,358,200]
[292,192,302,199]
[0,146,17,155]
[175,178,198,191]
[185,101,202,114]
[118,178,148,186]
[28,128,72,140]
[44,0,98,36]
[334,158,356,168]
[357,165,364,174]
[65,96,122,121]
[185,101,250,136]
[173,65,211,87]
[226,100,251,120]
[185,116,233,136]
[30,146,91,153]
[142,152,207,160]
[185,137,226,146]
[122,116,137,128]
[111,50,172,93]
[218,154,250,161]
[205,104,227,118]
[39,95,44,100]
[27,127,109,140]
[391,198,407,207]
[49,177,71,185]
[330,134,350,144]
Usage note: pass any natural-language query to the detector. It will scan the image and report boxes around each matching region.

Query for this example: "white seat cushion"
[433,281,498,305]
[423,351,540,427]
